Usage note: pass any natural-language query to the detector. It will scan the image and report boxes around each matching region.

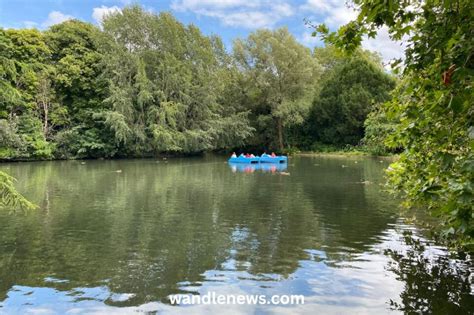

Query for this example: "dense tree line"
[0,5,394,160]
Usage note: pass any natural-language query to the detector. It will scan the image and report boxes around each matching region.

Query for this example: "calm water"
[0,156,472,314]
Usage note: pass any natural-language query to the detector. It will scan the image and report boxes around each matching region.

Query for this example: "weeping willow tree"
[98,6,253,156]
[0,171,36,209]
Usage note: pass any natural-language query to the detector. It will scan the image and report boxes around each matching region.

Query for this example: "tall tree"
[310,50,395,146]
[0,28,54,159]
[233,28,318,151]
[45,20,111,158]
[100,6,252,155]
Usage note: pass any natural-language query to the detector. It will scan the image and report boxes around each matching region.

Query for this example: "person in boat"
[250,153,255,158]
[271,152,276,157]
[231,152,237,158]
[245,153,251,158]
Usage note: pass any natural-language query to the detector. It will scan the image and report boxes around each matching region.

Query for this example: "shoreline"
[0,151,399,163]
[295,151,398,160]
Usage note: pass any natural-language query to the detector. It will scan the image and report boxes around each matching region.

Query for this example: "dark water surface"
[0,156,472,314]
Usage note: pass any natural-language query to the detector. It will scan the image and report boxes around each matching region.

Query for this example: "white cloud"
[273,3,295,17]
[92,5,121,24]
[102,0,132,5]
[300,0,358,28]
[171,0,294,29]
[198,10,278,29]
[362,26,406,68]
[323,5,357,27]
[42,11,73,27]
[23,21,39,28]
[300,0,332,12]
[299,30,322,47]
[171,0,258,11]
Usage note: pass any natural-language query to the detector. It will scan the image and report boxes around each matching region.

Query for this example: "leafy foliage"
[0,6,399,160]
[0,171,36,210]
[362,104,399,155]
[232,28,318,151]
[0,8,255,159]
[309,50,395,146]
[315,0,474,248]
[99,7,253,155]
[44,20,109,158]
[0,28,53,159]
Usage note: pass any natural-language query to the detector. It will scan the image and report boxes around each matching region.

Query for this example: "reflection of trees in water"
[0,157,402,305]
[0,159,237,305]
[385,231,474,314]
[297,156,399,252]
[1,157,471,309]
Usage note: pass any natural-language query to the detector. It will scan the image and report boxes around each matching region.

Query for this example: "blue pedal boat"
[228,154,288,164]
[259,154,288,164]
[228,156,260,164]
[229,162,288,173]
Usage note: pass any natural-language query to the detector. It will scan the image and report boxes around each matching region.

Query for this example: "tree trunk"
[277,117,284,152]
[37,75,51,138]
[43,101,48,137]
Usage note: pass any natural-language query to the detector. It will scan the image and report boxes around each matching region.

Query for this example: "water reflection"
[2,225,471,314]
[0,156,472,314]
[228,162,288,173]
[385,231,474,314]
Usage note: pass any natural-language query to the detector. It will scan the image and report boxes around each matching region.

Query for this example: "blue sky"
[0,0,405,64]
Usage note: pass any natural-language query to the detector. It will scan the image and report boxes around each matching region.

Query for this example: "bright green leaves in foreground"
[315,0,474,249]
[0,171,36,210]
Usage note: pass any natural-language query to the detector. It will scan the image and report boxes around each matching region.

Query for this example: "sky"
[0,0,405,65]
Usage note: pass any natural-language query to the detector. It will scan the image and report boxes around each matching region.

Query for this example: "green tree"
[309,50,395,146]
[100,6,252,155]
[315,0,473,248]
[45,20,111,158]
[233,28,318,151]
[0,28,53,159]
[362,104,399,155]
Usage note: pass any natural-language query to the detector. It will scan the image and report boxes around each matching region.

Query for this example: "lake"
[0,156,472,314]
